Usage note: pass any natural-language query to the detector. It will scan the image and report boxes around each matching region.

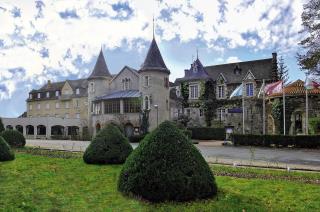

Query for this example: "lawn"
[0,151,320,211]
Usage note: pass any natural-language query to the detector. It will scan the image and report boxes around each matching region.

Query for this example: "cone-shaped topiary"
[0,136,15,161]
[118,121,217,202]
[1,130,26,148]
[83,124,133,164]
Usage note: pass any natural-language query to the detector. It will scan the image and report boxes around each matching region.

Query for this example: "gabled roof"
[110,66,139,83]
[243,70,256,81]
[139,38,170,74]
[205,58,273,84]
[175,58,209,82]
[88,49,111,79]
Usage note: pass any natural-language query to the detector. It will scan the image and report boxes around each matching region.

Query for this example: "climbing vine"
[180,82,189,110]
[271,99,283,133]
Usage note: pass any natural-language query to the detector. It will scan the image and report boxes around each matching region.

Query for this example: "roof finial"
[152,15,155,39]
[196,47,199,60]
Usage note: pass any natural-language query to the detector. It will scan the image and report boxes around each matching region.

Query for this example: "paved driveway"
[26,139,320,170]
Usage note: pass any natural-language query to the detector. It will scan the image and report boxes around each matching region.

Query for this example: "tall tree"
[0,118,5,133]
[278,56,289,84]
[201,80,216,127]
[297,0,320,75]
[180,82,189,113]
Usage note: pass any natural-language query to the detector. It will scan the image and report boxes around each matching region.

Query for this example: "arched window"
[144,96,149,110]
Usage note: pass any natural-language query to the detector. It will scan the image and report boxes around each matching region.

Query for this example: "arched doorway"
[37,125,46,136]
[15,125,23,134]
[26,125,34,135]
[51,125,64,136]
[96,123,101,133]
[294,112,303,134]
[6,125,13,130]
[124,123,134,137]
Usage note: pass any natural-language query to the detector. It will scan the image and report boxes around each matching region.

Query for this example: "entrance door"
[294,113,302,134]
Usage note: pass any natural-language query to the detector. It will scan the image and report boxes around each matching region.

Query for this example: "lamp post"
[154,104,159,127]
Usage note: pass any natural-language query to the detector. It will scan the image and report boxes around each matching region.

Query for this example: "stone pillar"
[102,101,105,114]
[46,125,51,139]
[33,125,37,139]
[65,126,68,137]
[120,99,124,114]
[23,125,26,137]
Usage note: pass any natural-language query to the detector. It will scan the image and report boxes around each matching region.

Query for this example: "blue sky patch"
[59,9,79,19]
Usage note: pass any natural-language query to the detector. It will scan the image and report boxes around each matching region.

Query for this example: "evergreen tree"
[0,118,5,133]
[297,0,320,75]
[201,80,217,127]
[180,82,189,113]
[140,109,149,135]
[278,56,289,84]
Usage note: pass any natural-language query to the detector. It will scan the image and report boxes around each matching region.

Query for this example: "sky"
[0,0,308,117]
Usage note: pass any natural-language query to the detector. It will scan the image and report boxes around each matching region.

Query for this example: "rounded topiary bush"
[1,129,26,148]
[0,136,15,161]
[118,121,217,202]
[83,124,133,164]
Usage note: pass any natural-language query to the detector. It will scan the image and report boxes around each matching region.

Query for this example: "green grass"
[0,153,319,211]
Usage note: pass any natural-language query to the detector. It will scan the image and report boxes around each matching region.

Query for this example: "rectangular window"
[37,93,41,99]
[65,101,70,109]
[29,94,33,99]
[217,108,226,121]
[218,85,225,98]
[144,76,149,87]
[90,83,95,93]
[76,88,80,95]
[189,84,199,99]
[46,92,50,98]
[104,100,120,114]
[46,103,50,109]
[246,83,254,97]
[199,109,203,117]
[124,98,141,113]
[55,91,59,97]
[37,103,41,110]
[76,113,80,119]
[29,104,33,111]
[75,100,79,108]
[55,102,60,109]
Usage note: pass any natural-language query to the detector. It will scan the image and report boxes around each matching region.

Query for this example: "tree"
[278,56,289,84]
[140,109,149,135]
[297,0,320,75]
[0,118,5,133]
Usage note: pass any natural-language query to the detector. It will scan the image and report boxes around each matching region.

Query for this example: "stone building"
[3,36,171,139]
[172,53,278,134]
[267,80,320,135]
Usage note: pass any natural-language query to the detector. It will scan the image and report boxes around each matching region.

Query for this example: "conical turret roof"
[139,38,170,74]
[88,49,111,79]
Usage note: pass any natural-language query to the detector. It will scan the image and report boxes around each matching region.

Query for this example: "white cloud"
[0,0,305,100]
[226,56,242,63]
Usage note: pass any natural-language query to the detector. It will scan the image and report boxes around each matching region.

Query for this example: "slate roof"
[140,38,170,74]
[269,80,320,98]
[204,58,273,84]
[95,90,141,101]
[88,49,112,79]
[175,58,210,82]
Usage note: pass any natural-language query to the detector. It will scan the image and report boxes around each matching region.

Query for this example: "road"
[26,139,320,170]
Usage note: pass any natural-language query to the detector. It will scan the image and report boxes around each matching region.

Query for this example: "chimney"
[271,52,278,82]
[47,80,52,88]
[272,52,277,60]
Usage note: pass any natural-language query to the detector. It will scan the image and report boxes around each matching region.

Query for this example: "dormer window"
[46,92,50,98]
[218,85,225,98]
[76,88,80,95]
[123,78,131,90]
[37,93,41,99]
[55,90,59,97]
[234,65,242,75]
[246,83,254,97]
[29,94,32,99]
[144,76,150,87]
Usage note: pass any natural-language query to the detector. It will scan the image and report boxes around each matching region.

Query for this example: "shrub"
[232,134,320,148]
[1,130,26,148]
[83,124,133,164]
[0,136,15,161]
[128,134,146,143]
[188,127,225,140]
[118,121,217,202]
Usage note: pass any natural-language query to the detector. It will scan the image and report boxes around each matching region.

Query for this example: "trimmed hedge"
[0,136,15,161]
[188,127,225,140]
[1,130,26,148]
[118,121,217,202]
[233,134,320,148]
[128,134,146,143]
[83,124,133,164]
